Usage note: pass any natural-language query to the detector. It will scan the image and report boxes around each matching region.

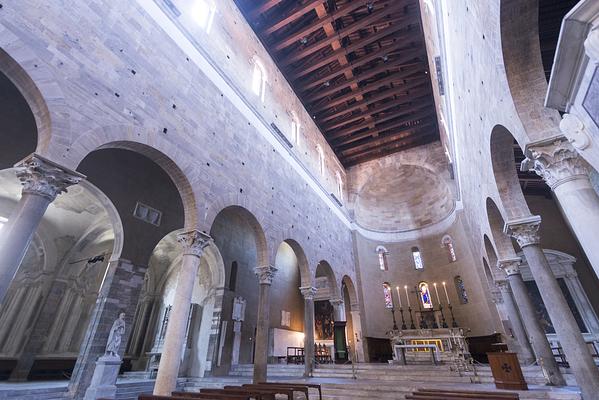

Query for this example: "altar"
[388,328,470,365]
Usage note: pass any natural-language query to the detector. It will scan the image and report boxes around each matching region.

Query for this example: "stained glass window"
[412,247,424,270]
[192,0,216,33]
[376,246,389,271]
[383,282,394,309]
[442,235,457,262]
[454,276,469,304]
[419,282,433,309]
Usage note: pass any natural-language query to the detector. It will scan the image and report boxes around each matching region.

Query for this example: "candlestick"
[408,306,416,329]
[396,286,402,308]
[404,285,410,307]
[442,281,450,304]
[433,283,441,305]
[399,307,407,330]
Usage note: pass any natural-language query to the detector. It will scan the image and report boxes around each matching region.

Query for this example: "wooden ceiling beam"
[323,94,431,130]
[263,0,326,36]
[305,60,419,103]
[342,135,436,166]
[280,2,409,67]
[298,46,424,95]
[334,113,436,148]
[290,22,416,79]
[340,126,437,158]
[249,0,283,19]
[328,101,433,139]
[317,80,429,122]
[316,72,426,110]
[273,0,382,51]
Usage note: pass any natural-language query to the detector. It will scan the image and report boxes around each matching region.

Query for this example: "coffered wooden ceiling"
[234,0,439,167]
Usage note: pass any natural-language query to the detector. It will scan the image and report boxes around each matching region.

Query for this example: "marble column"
[253,264,277,384]
[329,298,346,322]
[497,261,560,382]
[506,216,599,398]
[522,137,599,277]
[300,286,316,377]
[154,230,211,396]
[349,305,365,362]
[0,154,84,305]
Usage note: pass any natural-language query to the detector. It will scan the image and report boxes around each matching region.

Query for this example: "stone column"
[330,298,348,363]
[329,298,346,322]
[522,137,599,277]
[497,261,558,379]
[300,286,316,377]
[154,230,211,396]
[349,305,365,362]
[0,154,84,305]
[252,264,277,384]
[506,216,599,398]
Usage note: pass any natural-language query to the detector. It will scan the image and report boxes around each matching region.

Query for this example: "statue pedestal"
[83,355,122,400]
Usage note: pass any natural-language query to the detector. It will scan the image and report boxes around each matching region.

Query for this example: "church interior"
[1,0,599,399]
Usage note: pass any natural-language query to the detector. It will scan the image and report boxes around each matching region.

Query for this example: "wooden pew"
[259,381,322,400]
[173,391,256,400]
[204,386,275,400]
[406,388,519,400]
[230,384,292,399]
[138,395,225,400]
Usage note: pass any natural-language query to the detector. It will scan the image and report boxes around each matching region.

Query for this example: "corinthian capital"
[15,154,85,201]
[254,265,277,285]
[177,230,212,257]
[504,216,542,248]
[329,298,344,308]
[521,136,589,190]
[497,258,522,277]
[299,286,317,300]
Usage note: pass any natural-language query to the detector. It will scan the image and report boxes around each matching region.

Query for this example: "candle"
[442,281,450,304]
[396,286,402,308]
[404,285,410,307]
[433,282,441,305]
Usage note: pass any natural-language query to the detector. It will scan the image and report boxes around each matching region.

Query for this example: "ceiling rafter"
[263,0,326,36]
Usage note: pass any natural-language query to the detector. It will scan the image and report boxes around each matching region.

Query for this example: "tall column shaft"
[523,137,599,277]
[0,154,84,305]
[507,217,599,399]
[495,277,535,364]
[253,265,277,384]
[300,286,316,377]
[154,231,211,396]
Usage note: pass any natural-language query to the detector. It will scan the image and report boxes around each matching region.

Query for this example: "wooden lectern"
[487,352,528,390]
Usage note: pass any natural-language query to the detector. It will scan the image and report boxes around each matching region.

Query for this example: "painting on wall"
[315,300,334,340]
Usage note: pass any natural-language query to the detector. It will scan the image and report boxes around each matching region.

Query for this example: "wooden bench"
[173,390,258,400]
[203,387,274,400]
[138,395,229,400]
[228,384,292,399]
[258,381,322,400]
[406,388,519,400]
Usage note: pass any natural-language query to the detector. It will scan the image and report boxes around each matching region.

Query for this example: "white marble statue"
[105,312,126,357]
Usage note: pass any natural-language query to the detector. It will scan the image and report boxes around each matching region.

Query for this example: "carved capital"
[497,258,522,276]
[504,216,542,248]
[254,264,277,285]
[15,154,85,201]
[299,286,317,300]
[329,298,344,308]
[521,136,590,189]
[177,230,212,258]
[584,27,599,63]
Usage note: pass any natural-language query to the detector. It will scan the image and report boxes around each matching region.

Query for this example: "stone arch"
[281,239,311,287]
[485,198,519,260]
[499,0,562,141]
[341,275,359,311]
[208,205,269,268]
[70,135,198,230]
[0,28,63,155]
[490,125,531,219]
[315,260,340,299]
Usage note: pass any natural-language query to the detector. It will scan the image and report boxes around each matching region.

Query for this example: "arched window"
[376,245,389,271]
[454,275,469,304]
[229,261,238,291]
[291,112,300,145]
[335,171,343,201]
[0,216,6,231]
[412,247,424,270]
[442,235,457,262]
[418,282,433,309]
[316,145,325,176]
[252,58,267,102]
[382,282,394,309]
[192,0,216,33]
